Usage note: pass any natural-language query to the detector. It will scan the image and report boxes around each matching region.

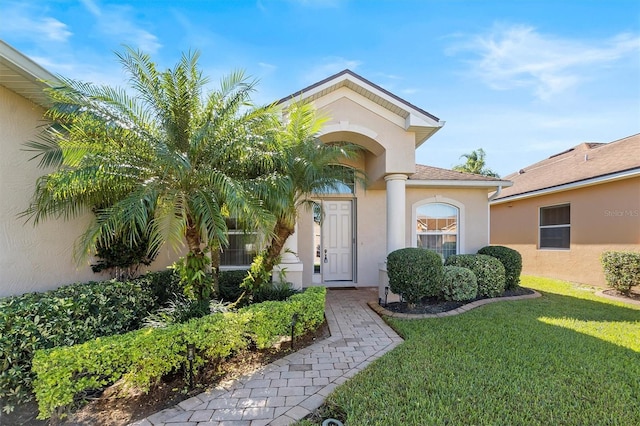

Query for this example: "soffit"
[0,40,57,108]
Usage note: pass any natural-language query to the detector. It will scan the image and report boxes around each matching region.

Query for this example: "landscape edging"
[368,289,541,319]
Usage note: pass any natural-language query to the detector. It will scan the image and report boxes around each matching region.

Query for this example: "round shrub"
[477,245,522,289]
[441,266,478,301]
[601,251,640,296]
[445,254,506,298]
[387,248,444,305]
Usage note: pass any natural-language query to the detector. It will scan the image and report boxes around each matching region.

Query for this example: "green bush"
[445,254,506,298]
[218,269,249,302]
[0,278,157,411]
[477,245,522,289]
[141,270,182,306]
[253,281,299,303]
[387,248,444,305]
[31,287,326,419]
[441,266,478,301]
[601,251,640,296]
[242,287,325,348]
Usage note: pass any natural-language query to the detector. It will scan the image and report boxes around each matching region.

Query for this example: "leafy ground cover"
[301,276,640,425]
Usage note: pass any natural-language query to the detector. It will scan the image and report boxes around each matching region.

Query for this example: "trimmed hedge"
[477,245,522,289]
[441,266,478,301]
[601,251,640,296]
[387,248,444,304]
[31,287,326,419]
[0,275,165,409]
[445,254,506,298]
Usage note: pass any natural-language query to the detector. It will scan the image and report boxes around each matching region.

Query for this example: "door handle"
[324,249,328,263]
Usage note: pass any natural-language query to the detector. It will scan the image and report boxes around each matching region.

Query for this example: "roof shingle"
[409,164,505,182]
[494,133,640,200]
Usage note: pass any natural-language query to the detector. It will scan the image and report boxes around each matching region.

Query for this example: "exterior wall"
[0,85,176,298]
[315,90,417,184]
[490,177,640,287]
[296,183,492,287]
[406,187,490,254]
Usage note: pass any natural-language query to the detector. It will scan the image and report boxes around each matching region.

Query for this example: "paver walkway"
[132,288,403,426]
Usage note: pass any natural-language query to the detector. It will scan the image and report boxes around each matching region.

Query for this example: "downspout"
[488,185,502,202]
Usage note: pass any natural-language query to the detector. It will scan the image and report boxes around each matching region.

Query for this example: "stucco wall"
[406,187,490,254]
[0,86,176,298]
[490,177,640,287]
[296,184,492,287]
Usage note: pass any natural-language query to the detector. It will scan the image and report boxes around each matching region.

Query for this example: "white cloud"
[80,0,162,53]
[0,5,72,43]
[258,62,277,71]
[449,24,640,100]
[303,57,362,83]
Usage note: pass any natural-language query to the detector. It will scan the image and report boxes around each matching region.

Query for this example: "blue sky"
[2,0,639,177]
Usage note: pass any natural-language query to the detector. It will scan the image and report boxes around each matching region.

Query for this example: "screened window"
[220,218,258,266]
[416,203,458,260]
[539,204,570,249]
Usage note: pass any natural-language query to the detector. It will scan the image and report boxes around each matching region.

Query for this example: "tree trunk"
[209,237,221,296]
[253,217,294,288]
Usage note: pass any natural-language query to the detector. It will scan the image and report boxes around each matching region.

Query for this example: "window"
[220,219,258,266]
[416,203,458,260]
[539,204,570,249]
[315,165,355,194]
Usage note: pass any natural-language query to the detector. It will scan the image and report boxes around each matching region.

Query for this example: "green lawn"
[305,276,640,425]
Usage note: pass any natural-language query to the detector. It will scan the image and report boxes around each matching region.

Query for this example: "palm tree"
[22,48,277,302]
[242,102,363,290]
[452,148,500,177]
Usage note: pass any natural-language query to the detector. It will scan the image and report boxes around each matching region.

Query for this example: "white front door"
[322,200,353,282]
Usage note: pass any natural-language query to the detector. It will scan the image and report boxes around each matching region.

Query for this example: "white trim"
[491,169,640,205]
[411,197,466,256]
[407,179,512,188]
[0,40,58,107]
[538,203,571,250]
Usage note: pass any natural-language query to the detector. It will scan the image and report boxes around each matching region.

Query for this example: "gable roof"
[492,133,640,203]
[407,164,512,189]
[277,69,445,147]
[0,40,58,107]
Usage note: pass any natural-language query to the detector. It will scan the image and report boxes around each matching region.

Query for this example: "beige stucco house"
[1,42,509,298]
[265,70,511,299]
[490,134,640,287]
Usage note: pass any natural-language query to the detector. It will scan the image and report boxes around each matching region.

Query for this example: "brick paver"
[131,288,402,426]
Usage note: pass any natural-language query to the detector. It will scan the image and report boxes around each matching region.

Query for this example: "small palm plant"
[22,48,277,302]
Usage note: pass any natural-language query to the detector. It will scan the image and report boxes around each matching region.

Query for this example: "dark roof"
[409,164,505,182]
[277,69,441,122]
[494,133,640,200]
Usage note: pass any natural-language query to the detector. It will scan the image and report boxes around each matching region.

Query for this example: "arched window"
[416,203,458,260]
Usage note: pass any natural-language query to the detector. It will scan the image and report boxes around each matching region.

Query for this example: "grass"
[303,276,640,425]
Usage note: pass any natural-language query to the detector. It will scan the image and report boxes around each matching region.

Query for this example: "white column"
[273,223,304,289]
[385,173,408,254]
[381,173,408,302]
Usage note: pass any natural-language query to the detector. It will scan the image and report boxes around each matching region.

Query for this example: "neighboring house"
[1,42,509,298]
[490,134,640,287]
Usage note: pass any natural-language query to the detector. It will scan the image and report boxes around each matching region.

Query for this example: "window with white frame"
[539,204,570,249]
[416,203,458,260]
[220,218,258,266]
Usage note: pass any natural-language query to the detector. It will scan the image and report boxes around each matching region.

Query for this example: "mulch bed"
[3,320,331,426]
[602,289,640,303]
[383,287,535,315]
